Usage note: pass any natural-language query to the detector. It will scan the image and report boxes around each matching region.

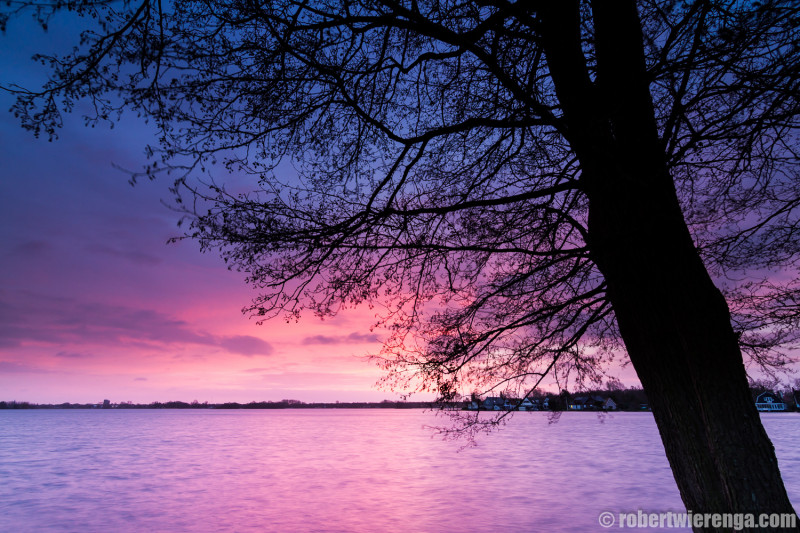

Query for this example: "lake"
[1,410,798,532]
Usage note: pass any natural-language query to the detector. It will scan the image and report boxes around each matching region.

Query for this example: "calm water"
[1,410,798,532]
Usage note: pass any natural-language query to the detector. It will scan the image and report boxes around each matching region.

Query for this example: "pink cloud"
[302,332,381,345]
[217,335,273,356]
[0,361,53,374]
[0,289,272,357]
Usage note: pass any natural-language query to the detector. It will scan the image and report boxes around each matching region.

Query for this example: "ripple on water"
[0,410,797,532]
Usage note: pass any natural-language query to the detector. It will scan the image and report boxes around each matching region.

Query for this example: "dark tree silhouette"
[4,0,800,527]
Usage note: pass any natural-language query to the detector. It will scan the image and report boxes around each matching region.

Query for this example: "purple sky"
[0,15,412,404]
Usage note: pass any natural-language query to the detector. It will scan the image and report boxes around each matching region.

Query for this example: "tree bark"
[540,1,798,529]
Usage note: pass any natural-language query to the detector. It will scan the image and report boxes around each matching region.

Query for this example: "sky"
[0,14,414,404]
[0,102,394,405]
[0,10,665,405]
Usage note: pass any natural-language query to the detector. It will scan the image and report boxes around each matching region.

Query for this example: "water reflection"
[1,410,797,532]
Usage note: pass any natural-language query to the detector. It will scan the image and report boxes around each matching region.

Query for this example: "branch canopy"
[3,0,800,398]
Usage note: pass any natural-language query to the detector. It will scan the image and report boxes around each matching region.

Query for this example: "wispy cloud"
[11,240,52,257]
[253,371,378,388]
[0,361,53,374]
[54,351,92,359]
[302,332,380,345]
[0,289,272,356]
[84,243,162,266]
[218,335,273,356]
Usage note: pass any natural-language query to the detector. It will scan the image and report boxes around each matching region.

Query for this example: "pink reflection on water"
[2,410,798,532]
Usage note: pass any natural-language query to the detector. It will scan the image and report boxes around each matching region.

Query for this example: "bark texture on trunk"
[540,1,798,529]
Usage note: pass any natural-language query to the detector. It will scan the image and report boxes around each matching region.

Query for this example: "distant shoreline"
[0,400,440,410]
[0,399,648,412]
[3,403,794,413]
[4,387,796,413]
[0,400,656,412]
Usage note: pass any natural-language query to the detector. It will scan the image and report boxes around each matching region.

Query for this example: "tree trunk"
[539,1,798,529]
[593,196,798,530]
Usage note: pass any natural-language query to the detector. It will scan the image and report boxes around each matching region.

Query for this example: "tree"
[4,0,800,527]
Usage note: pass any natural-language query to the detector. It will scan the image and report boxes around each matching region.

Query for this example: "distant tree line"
[0,399,442,410]
[4,385,797,411]
[542,388,650,412]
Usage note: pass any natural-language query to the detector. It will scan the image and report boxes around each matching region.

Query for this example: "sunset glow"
[0,13,639,405]
[0,18,400,403]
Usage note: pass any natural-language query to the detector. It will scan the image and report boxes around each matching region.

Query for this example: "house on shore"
[467,394,619,411]
[517,397,540,411]
[466,396,504,411]
[755,391,786,412]
[486,397,505,410]
[568,395,617,411]
[466,396,541,411]
[568,395,602,410]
